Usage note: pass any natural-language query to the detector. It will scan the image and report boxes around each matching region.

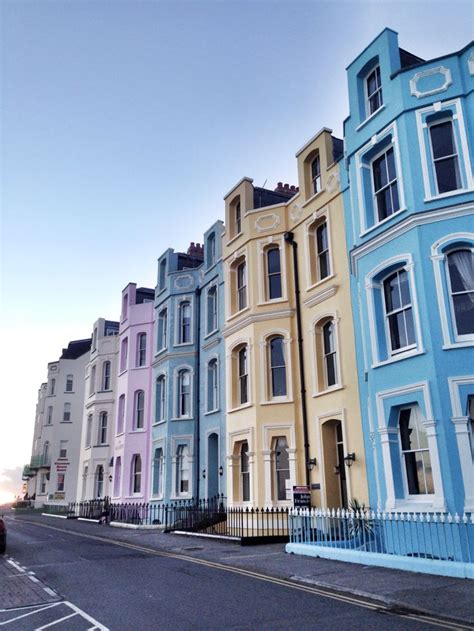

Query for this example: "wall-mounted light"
[202,469,206,479]
[218,466,224,476]
[307,458,317,471]
[108,474,113,483]
[344,453,356,467]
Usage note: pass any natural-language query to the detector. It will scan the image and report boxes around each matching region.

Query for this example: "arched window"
[86,414,93,447]
[316,222,330,280]
[89,365,96,395]
[96,465,104,498]
[177,370,191,417]
[134,390,145,429]
[266,247,282,300]
[383,269,416,354]
[207,232,216,267]
[158,309,168,350]
[152,448,163,497]
[65,374,73,392]
[274,437,290,501]
[176,445,189,495]
[446,249,474,338]
[237,261,247,311]
[240,442,250,502]
[136,333,147,367]
[235,200,241,235]
[120,338,128,372]
[207,286,218,334]
[156,376,166,422]
[179,302,191,344]
[102,361,111,390]
[117,395,125,434]
[98,412,108,444]
[238,346,248,405]
[269,336,287,398]
[207,359,218,412]
[322,321,337,387]
[132,455,142,494]
[311,154,321,195]
[399,406,433,496]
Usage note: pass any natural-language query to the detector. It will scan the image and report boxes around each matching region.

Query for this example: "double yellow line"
[14,518,471,630]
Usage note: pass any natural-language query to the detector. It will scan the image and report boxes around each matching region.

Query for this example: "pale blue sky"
[1,0,473,496]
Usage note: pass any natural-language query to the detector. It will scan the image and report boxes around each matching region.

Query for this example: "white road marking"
[6,559,24,573]
[43,588,57,597]
[41,514,67,519]
[0,603,61,626]
[28,575,40,583]
[35,612,78,629]
[62,601,108,630]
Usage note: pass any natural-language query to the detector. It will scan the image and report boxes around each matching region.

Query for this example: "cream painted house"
[223,128,368,509]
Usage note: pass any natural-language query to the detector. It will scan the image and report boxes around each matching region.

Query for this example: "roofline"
[345,27,398,70]
[223,176,254,200]
[391,40,474,78]
[295,127,333,157]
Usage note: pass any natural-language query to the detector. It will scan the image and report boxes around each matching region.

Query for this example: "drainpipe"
[194,286,202,503]
[284,231,310,487]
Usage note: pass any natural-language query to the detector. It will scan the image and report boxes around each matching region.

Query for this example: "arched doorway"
[321,419,348,508]
[207,433,219,499]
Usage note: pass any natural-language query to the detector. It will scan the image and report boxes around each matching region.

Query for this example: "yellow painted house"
[223,128,368,509]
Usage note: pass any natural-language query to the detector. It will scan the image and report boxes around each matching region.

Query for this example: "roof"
[253,187,295,209]
[60,338,92,360]
[136,287,155,304]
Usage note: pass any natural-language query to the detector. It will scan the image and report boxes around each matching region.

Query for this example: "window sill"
[256,297,287,307]
[170,494,192,501]
[225,232,243,248]
[305,273,336,293]
[150,495,164,501]
[60,421,72,424]
[153,420,166,426]
[118,370,127,377]
[227,402,253,414]
[356,104,386,131]
[226,306,250,323]
[312,385,344,398]
[204,329,219,340]
[115,432,125,438]
[360,207,407,238]
[442,340,474,349]
[93,444,109,448]
[64,391,75,394]
[130,429,146,434]
[170,416,193,422]
[424,187,473,203]
[301,187,326,209]
[174,342,194,348]
[131,366,147,371]
[155,347,167,357]
[372,348,425,369]
[387,498,442,513]
[204,408,220,416]
[259,398,293,406]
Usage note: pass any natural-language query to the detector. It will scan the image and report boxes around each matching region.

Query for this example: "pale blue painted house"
[150,227,226,505]
[341,29,474,517]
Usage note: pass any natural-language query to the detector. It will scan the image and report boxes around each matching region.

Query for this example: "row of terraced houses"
[24,30,474,524]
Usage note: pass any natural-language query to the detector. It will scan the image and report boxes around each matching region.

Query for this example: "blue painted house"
[150,226,226,505]
[341,29,474,516]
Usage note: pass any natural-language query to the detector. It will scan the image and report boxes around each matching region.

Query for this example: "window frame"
[65,375,73,392]
[311,154,321,196]
[152,447,164,497]
[370,145,400,224]
[177,300,192,345]
[322,321,338,388]
[427,117,462,196]
[206,358,219,413]
[117,394,125,435]
[177,369,192,418]
[266,246,283,301]
[237,261,247,311]
[273,436,290,502]
[382,268,417,357]
[268,335,287,400]
[134,390,145,430]
[238,346,249,406]
[102,361,111,391]
[157,308,168,352]
[86,414,93,447]
[120,338,128,373]
[206,284,218,335]
[63,402,71,422]
[445,247,474,342]
[155,375,166,423]
[98,411,108,445]
[136,333,147,367]
[365,64,383,118]
[240,441,250,502]
[131,454,142,495]
[398,405,434,498]
[176,445,190,496]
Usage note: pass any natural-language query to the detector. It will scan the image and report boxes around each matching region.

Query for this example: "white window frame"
[415,99,473,201]
[206,284,218,336]
[59,440,68,459]
[175,367,193,419]
[365,64,383,118]
[175,298,193,346]
[152,446,164,498]
[381,268,417,357]
[445,248,474,343]
[102,361,111,390]
[370,145,400,224]
[237,261,247,311]
[65,375,73,392]
[206,357,219,413]
[136,333,147,367]
[120,338,128,373]
[354,121,406,236]
[155,374,166,423]
[157,308,168,352]
[86,414,93,447]
[134,390,145,430]
[398,405,434,499]
[98,411,108,445]
[117,394,125,435]
[63,402,71,422]
[428,117,462,196]
[131,454,142,495]
[431,233,474,348]
[311,154,321,196]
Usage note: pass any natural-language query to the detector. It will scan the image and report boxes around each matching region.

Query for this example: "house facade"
[24,339,91,507]
[77,319,119,500]
[112,284,155,502]
[342,29,474,514]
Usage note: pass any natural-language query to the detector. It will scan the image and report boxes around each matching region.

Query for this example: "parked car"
[0,516,6,554]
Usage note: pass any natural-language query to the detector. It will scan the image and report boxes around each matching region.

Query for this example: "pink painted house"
[111,283,155,502]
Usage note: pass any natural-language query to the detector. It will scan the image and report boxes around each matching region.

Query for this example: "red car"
[0,516,6,554]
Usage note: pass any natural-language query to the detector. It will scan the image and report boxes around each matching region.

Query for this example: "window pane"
[267,248,280,274]
[448,250,474,293]
[430,121,455,159]
[398,270,410,306]
[435,157,460,193]
[421,451,434,494]
[325,354,337,387]
[390,182,400,213]
[386,147,396,182]
[270,337,285,366]
[372,154,386,190]
[384,273,401,312]
[452,295,474,335]
[269,275,282,299]
[272,367,286,397]
[323,322,334,353]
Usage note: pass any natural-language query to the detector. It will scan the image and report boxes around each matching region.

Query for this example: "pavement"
[4,510,474,629]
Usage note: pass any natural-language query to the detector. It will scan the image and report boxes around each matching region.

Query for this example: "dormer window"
[311,155,321,195]
[366,65,382,116]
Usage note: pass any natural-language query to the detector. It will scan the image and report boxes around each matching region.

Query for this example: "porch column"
[451,416,474,512]
[378,427,398,510]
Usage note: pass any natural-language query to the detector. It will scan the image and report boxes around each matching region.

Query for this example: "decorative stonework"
[409,66,452,99]
[469,52,474,75]
[290,203,303,223]
[254,213,281,233]
[174,274,193,289]
[326,172,339,194]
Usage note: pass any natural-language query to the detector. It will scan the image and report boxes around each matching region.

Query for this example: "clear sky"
[1,0,473,500]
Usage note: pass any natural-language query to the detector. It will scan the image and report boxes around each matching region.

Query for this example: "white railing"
[289,508,474,563]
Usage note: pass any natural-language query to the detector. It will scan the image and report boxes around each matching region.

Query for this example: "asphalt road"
[4,518,451,630]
